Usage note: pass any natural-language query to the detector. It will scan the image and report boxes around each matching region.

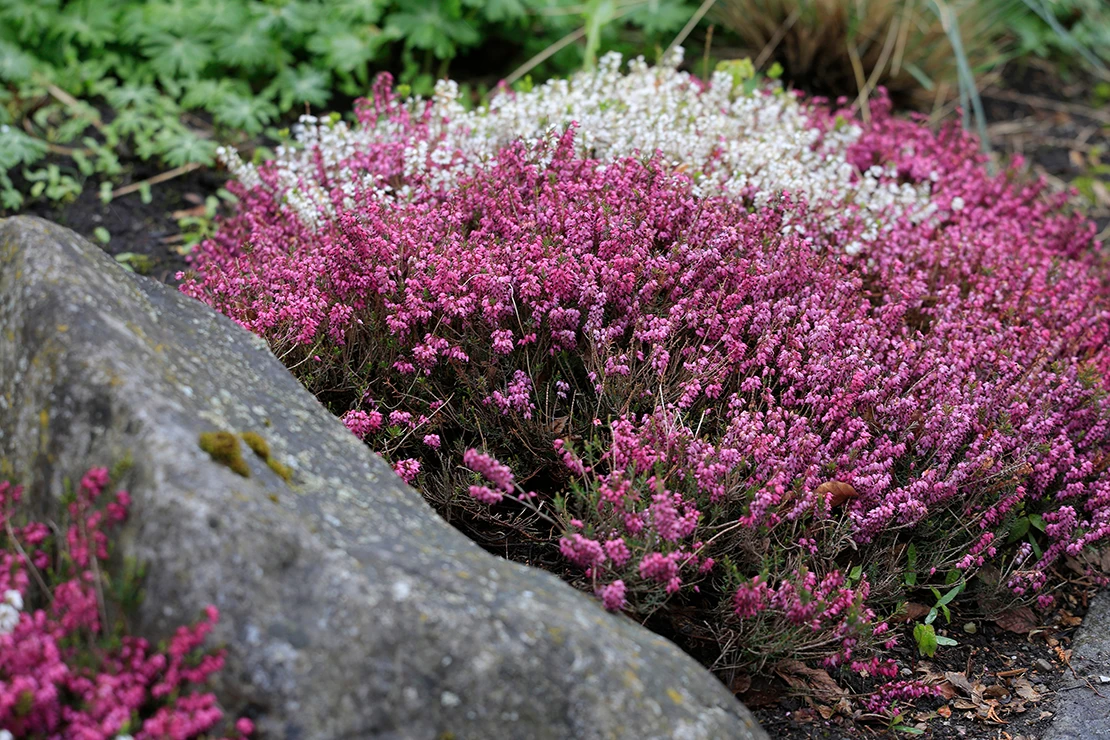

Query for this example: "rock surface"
[0,216,766,740]
[1045,590,1110,739]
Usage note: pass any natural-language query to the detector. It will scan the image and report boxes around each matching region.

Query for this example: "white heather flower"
[951,196,965,211]
[0,590,24,636]
[222,49,933,252]
[0,604,18,635]
[3,588,22,611]
[1,730,14,740]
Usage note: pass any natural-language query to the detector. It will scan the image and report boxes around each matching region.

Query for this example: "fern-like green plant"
[0,0,699,214]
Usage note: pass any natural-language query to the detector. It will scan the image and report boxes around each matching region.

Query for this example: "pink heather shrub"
[182,64,1110,690]
[0,472,249,739]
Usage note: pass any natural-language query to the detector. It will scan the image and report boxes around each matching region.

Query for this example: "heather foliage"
[0,468,251,739]
[182,55,1110,701]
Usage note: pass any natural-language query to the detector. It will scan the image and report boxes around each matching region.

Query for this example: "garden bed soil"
[747,558,1108,739]
[13,57,1110,740]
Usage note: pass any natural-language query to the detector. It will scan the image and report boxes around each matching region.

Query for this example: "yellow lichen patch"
[39,409,49,452]
[56,324,68,332]
[198,431,250,478]
[239,431,270,458]
[666,688,684,705]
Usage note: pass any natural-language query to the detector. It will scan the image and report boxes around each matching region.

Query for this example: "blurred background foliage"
[0,0,1108,215]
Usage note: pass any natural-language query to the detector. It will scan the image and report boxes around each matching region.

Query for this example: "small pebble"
[1035,658,1054,672]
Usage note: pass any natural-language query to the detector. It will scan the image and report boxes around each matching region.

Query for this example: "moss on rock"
[240,431,270,458]
[198,431,250,477]
[238,431,293,483]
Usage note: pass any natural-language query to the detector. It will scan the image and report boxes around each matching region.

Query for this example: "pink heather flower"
[648,491,699,542]
[468,485,503,505]
[485,370,536,419]
[598,580,627,611]
[603,538,631,567]
[733,577,769,618]
[423,434,441,448]
[638,551,682,585]
[393,458,421,483]
[180,76,1110,677]
[491,328,515,355]
[389,410,414,428]
[462,449,515,493]
[560,534,607,569]
[79,467,110,498]
[341,409,382,439]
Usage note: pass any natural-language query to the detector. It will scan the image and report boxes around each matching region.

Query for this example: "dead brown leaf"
[774,659,848,705]
[1012,677,1041,702]
[170,204,207,220]
[901,602,932,622]
[737,677,780,708]
[792,708,818,723]
[1060,612,1083,627]
[995,606,1038,634]
[815,480,858,508]
[945,671,975,696]
[936,682,959,700]
[729,674,752,695]
[983,684,1011,700]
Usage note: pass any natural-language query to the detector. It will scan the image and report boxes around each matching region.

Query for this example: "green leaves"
[913,623,938,657]
[307,23,384,74]
[0,126,48,170]
[0,38,37,82]
[271,64,333,112]
[384,1,480,59]
[912,578,965,657]
[0,0,709,213]
[210,93,278,135]
[141,32,214,78]
[154,129,218,167]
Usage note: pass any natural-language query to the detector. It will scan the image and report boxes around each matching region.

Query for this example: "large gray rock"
[0,216,765,740]
[1045,590,1110,739]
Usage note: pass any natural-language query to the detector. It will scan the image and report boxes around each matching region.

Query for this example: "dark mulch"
[746,557,1107,739]
[980,59,1110,239]
[8,55,1110,740]
[18,159,225,285]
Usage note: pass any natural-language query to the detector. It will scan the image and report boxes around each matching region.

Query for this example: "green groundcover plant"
[181,54,1110,719]
[0,0,696,212]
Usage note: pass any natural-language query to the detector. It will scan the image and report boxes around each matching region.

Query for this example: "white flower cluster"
[223,49,933,249]
[0,588,23,635]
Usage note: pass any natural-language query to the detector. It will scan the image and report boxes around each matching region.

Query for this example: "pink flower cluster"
[1,473,250,739]
[182,73,1110,677]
